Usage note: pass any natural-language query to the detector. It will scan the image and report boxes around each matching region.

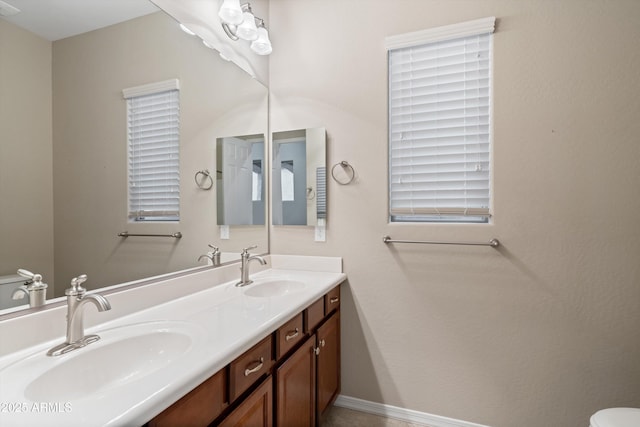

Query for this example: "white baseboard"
[333,395,491,427]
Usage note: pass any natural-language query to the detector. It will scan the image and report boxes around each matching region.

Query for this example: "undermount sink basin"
[0,320,202,402]
[244,279,306,298]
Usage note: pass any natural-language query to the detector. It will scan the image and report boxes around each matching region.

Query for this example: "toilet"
[0,274,30,310]
[590,408,640,427]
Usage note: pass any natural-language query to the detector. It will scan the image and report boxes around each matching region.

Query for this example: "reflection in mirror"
[216,135,266,226]
[0,2,268,314]
[272,128,327,226]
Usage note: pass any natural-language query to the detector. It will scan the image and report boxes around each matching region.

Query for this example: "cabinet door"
[316,311,340,416]
[276,335,316,427]
[218,376,272,427]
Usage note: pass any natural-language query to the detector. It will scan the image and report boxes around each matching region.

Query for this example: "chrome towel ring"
[194,169,213,190]
[331,161,355,185]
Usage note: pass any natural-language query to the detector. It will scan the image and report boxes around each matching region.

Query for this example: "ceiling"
[0,0,158,41]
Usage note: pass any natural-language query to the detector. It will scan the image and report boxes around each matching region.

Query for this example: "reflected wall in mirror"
[0,1,268,313]
[217,135,266,226]
[272,128,327,226]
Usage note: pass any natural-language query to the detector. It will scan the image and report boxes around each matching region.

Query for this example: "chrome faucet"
[236,246,267,287]
[198,244,221,266]
[47,274,111,357]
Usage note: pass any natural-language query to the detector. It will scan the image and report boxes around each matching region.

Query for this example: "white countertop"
[0,256,346,426]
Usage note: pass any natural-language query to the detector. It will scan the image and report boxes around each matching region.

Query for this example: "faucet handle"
[208,244,220,253]
[241,245,258,255]
[67,274,88,296]
[17,269,45,289]
[17,268,35,279]
[17,269,42,283]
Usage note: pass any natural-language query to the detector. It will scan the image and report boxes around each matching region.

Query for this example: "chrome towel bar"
[118,231,182,239]
[383,235,499,248]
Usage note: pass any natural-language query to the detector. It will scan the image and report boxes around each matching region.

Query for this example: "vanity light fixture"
[218,1,272,55]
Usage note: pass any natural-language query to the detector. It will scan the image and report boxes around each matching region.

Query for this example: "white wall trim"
[385,16,495,51]
[122,78,180,99]
[334,395,492,427]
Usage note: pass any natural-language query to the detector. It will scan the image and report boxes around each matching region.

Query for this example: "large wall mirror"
[272,128,327,226]
[0,0,268,314]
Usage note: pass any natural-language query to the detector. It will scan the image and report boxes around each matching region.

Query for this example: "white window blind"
[387,17,495,222]
[123,79,180,221]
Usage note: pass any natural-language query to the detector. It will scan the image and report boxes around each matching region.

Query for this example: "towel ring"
[331,161,355,185]
[195,169,213,190]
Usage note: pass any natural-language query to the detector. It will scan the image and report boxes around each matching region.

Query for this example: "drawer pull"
[244,357,264,377]
[330,296,339,304]
[285,328,300,341]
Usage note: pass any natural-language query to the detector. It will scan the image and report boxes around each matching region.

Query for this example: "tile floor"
[321,405,426,427]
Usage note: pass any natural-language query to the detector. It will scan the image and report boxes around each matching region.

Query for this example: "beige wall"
[52,12,267,296]
[0,21,54,283]
[268,1,640,426]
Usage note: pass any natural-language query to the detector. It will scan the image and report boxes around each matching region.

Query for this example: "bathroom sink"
[0,320,203,402]
[244,279,306,297]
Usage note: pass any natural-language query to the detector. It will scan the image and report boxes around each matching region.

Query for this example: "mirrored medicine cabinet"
[272,128,327,226]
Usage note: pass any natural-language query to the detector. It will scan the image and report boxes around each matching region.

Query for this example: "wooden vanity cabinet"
[146,284,341,427]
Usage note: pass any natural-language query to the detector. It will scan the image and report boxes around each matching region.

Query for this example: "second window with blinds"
[387,17,495,223]
[123,79,180,222]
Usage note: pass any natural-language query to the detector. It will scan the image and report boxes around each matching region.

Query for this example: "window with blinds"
[387,17,495,223]
[123,79,180,222]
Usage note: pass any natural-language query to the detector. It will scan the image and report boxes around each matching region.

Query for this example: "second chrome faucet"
[236,246,266,287]
[47,274,111,357]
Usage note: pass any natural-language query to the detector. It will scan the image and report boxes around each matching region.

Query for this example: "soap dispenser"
[12,269,48,307]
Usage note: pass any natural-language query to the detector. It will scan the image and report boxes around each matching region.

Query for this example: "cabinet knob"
[314,347,320,356]
[320,339,326,347]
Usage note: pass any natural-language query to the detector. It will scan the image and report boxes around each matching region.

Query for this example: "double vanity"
[0,255,346,427]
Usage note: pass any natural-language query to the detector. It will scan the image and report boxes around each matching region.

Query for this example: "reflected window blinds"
[123,79,180,222]
[316,167,327,219]
[387,18,495,222]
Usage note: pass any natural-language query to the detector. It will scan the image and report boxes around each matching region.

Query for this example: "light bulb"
[236,11,258,41]
[218,0,243,25]
[250,27,272,55]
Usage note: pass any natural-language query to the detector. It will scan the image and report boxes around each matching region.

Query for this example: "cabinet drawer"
[324,286,340,315]
[229,336,273,401]
[304,298,324,333]
[149,369,227,427]
[276,313,304,359]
